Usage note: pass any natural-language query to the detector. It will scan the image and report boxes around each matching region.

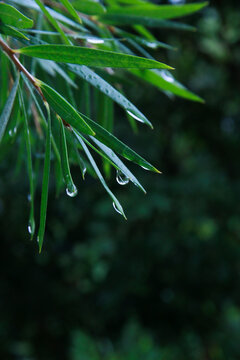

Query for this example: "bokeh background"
[0,0,240,359]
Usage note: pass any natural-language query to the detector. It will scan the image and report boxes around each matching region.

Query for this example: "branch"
[0,38,45,101]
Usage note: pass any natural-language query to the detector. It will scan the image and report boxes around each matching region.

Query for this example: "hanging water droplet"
[28,224,32,234]
[147,42,158,49]
[127,110,144,123]
[37,236,39,243]
[13,126,17,134]
[116,170,129,186]
[9,130,13,136]
[66,185,78,197]
[27,193,31,202]
[112,202,122,215]
[160,70,175,83]
[87,38,104,44]
[140,165,151,171]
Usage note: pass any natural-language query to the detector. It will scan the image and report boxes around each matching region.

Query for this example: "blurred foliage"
[0,0,240,359]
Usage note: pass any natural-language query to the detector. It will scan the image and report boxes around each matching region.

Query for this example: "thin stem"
[0,38,45,100]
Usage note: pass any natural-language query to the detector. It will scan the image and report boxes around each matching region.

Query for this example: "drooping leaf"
[34,0,71,45]
[58,116,78,197]
[38,80,95,136]
[22,75,61,166]
[37,103,51,252]
[79,111,160,173]
[0,74,20,143]
[18,86,35,239]
[0,2,33,29]
[130,69,204,103]
[66,63,153,127]
[91,136,146,193]
[16,44,173,69]
[74,129,126,219]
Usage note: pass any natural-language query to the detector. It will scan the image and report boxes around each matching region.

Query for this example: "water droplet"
[112,202,122,215]
[9,130,13,136]
[160,70,175,83]
[27,194,31,202]
[141,165,151,171]
[116,170,129,186]
[37,236,39,243]
[147,42,158,49]
[28,224,32,234]
[87,38,104,44]
[13,126,17,134]
[127,110,144,123]
[169,0,185,4]
[66,185,78,197]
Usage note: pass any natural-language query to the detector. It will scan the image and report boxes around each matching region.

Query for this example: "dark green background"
[0,0,240,359]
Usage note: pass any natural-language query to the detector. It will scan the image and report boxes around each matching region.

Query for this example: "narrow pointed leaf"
[91,136,146,193]
[0,75,20,143]
[72,0,106,15]
[59,0,82,23]
[73,139,87,179]
[38,81,95,136]
[131,69,204,102]
[0,24,29,40]
[66,64,153,127]
[23,75,61,166]
[16,45,173,69]
[18,87,35,239]
[0,3,33,29]
[10,0,87,31]
[59,116,78,197]
[74,130,126,219]
[34,0,71,45]
[103,2,208,20]
[38,104,51,252]
[79,111,160,173]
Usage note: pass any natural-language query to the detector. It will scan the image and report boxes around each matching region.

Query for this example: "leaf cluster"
[0,0,207,250]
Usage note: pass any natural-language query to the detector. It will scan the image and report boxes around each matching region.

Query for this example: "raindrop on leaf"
[116,170,129,186]
[112,202,122,215]
[66,185,78,197]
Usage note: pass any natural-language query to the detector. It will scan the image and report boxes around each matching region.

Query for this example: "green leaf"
[0,2,33,29]
[38,81,95,136]
[37,103,51,252]
[79,111,160,173]
[10,0,86,31]
[58,116,78,197]
[33,0,71,45]
[0,74,20,143]
[104,2,208,20]
[91,136,146,193]
[59,0,82,23]
[16,45,173,69]
[116,28,175,51]
[130,69,204,103]
[66,64,153,128]
[72,0,106,15]
[73,139,87,179]
[74,130,126,219]
[22,75,61,166]
[0,24,29,40]
[18,87,35,239]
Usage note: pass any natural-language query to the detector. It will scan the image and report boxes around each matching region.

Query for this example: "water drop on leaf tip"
[66,186,78,197]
